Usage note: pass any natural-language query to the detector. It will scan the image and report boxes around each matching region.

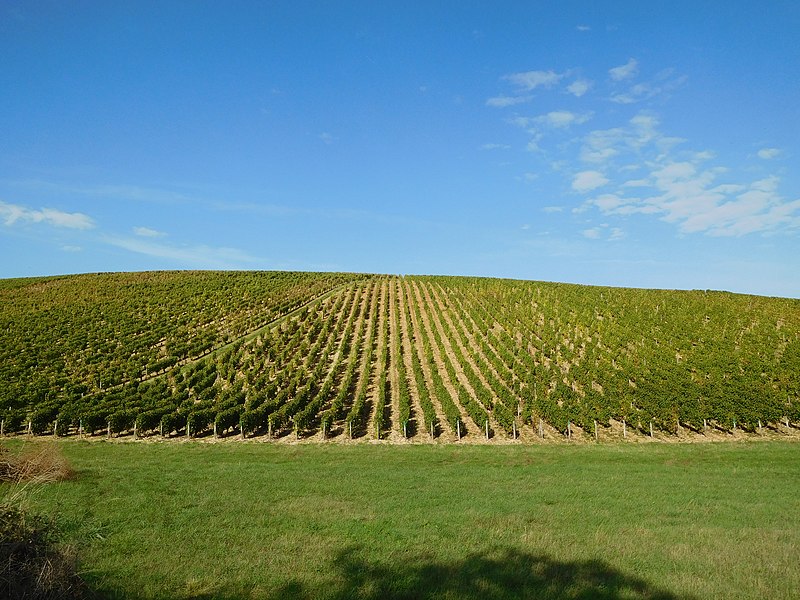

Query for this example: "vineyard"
[2,271,799,443]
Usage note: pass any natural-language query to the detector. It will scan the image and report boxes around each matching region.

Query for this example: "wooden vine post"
[623,419,627,438]
[485,419,489,441]
[53,419,58,437]
[649,421,653,438]
[539,418,544,439]
[594,419,598,442]
[457,420,461,440]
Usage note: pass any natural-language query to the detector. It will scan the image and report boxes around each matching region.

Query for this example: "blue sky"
[2,2,799,298]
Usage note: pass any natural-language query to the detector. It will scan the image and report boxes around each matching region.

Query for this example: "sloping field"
[2,271,799,442]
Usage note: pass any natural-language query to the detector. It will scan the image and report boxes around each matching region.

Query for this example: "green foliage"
[2,271,799,441]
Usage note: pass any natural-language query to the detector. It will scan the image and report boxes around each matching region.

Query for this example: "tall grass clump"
[1,443,83,599]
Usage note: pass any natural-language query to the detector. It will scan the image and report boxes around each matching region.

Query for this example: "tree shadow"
[264,546,695,600]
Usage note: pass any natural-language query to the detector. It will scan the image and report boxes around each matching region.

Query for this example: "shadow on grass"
[262,546,693,600]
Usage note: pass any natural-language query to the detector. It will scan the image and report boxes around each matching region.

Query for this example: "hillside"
[1,271,799,441]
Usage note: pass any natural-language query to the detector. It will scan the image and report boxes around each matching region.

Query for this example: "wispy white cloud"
[609,58,638,81]
[319,132,335,144]
[104,235,260,269]
[503,70,563,91]
[578,114,683,166]
[7,179,193,205]
[572,170,609,193]
[580,128,626,164]
[576,25,591,32]
[610,68,687,104]
[567,79,592,97]
[0,200,95,229]
[583,227,601,239]
[486,94,531,107]
[535,110,593,128]
[585,158,800,236]
[133,226,166,238]
[481,143,511,150]
[582,224,625,242]
[486,59,799,242]
[757,147,780,159]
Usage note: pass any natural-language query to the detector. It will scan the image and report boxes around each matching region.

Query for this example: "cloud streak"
[504,70,563,91]
[486,95,531,108]
[104,235,261,269]
[609,58,638,81]
[133,226,166,238]
[757,148,780,159]
[572,171,609,193]
[0,200,95,229]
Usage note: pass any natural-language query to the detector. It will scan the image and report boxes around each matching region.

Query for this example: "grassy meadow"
[8,439,799,599]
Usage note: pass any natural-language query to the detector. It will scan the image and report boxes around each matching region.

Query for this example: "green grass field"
[12,440,800,599]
